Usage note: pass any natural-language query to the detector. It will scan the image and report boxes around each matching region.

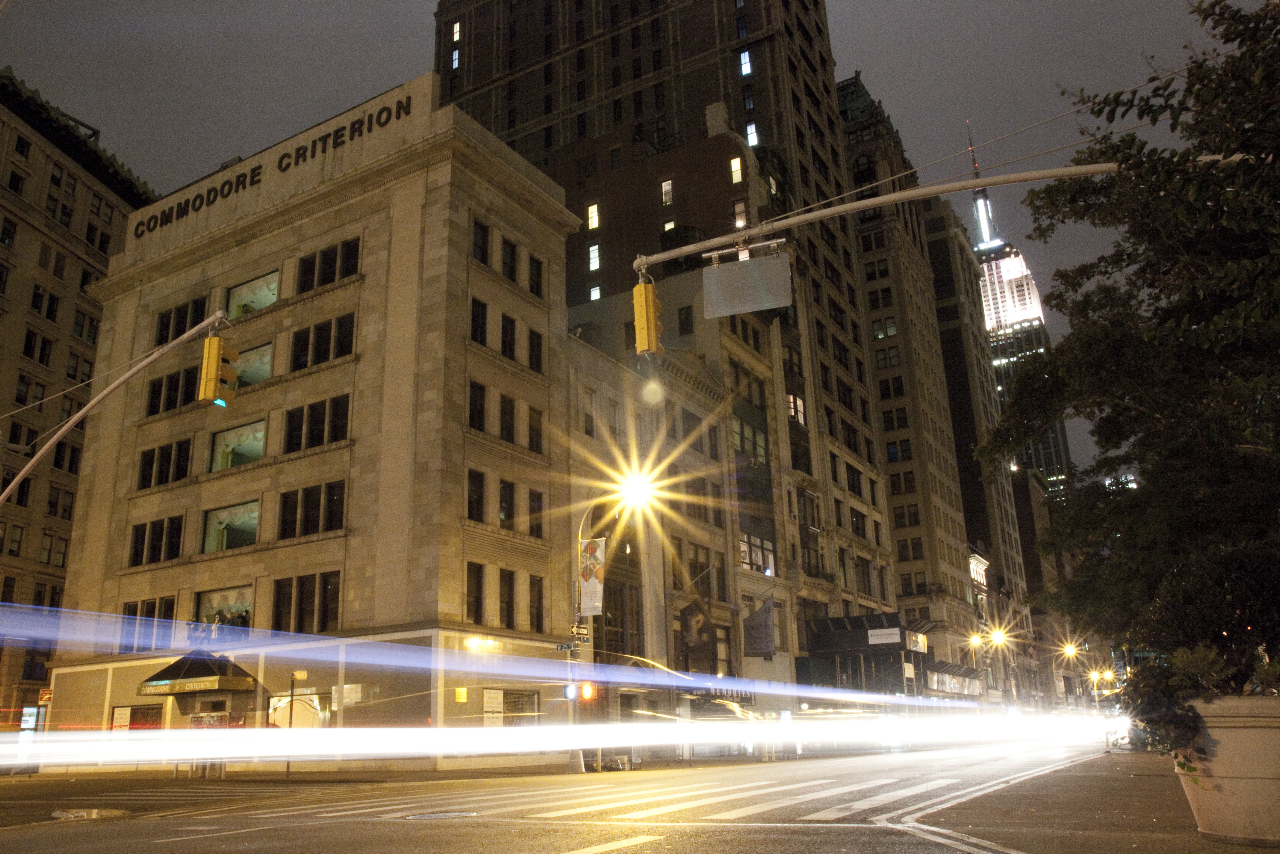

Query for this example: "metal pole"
[631,163,1118,275]
[0,310,228,506]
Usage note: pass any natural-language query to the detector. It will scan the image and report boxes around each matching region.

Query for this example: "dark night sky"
[0,0,1213,464]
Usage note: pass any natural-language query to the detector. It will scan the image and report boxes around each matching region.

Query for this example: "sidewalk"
[924,749,1244,854]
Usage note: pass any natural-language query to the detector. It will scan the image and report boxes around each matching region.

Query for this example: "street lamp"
[570,467,658,770]
[286,669,306,778]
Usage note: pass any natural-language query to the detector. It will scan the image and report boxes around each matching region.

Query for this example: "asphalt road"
[0,741,1099,854]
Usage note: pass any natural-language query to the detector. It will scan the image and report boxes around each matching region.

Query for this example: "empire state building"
[971,167,1071,488]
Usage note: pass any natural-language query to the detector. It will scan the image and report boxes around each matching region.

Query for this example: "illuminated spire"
[968,121,999,248]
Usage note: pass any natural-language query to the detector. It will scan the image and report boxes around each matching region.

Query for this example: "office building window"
[588,244,600,271]
[119,596,176,653]
[527,329,544,373]
[154,296,207,346]
[227,270,280,319]
[137,439,191,490]
[273,572,340,633]
[499,569,515,629]
[472,220,490,264]
[499,394,516,442]
[202,501,259,553]
[46,486,74,520]
[278,481,345,539]
[529,407,544,454]
[501,314,517,359]
[289,313,355,371]
[73,310,99,344]
[466,562,484,623]
[739,50,752,75]
[529,489,544,538]
[501,238,518,281]
[529,575,545,632]
[499,480,515,530]
[129,516,183,566]
[283,394,350,453]
[467,470,485,522]
[145,366,200,416]
[529,256,544,297]
[470,297,487,344]
[469,381,486,431]
[209,421,265,473]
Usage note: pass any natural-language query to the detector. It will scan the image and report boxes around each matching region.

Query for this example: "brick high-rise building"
[0,68,151,727]
[434,0,902,694]
[837,74,978,676]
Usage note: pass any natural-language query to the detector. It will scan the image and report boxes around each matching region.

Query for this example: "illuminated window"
[452,50,460,70]
[663,220,675,231]
[746,123,759,146]
[588,244,600,271]
[590,285,601,300]
[730,157,742,184]
[661,179,673,205]
[452,21,461,41]
[734,199,747,228]
[739,50,752,76]
[587,203,599,229]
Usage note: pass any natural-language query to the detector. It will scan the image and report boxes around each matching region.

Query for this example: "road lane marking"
[530,782,768,818]
[615,779,835,819]
[799,778,959,821]
[707,778,899,819]
[312,783,615,817]
[380,783,709,819]
[562,836,664,854]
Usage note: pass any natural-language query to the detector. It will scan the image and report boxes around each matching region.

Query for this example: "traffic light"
[198,336,239,407]
[632,280,663,355]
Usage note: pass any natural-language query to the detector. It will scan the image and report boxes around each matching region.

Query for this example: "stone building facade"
[47,74,597,740]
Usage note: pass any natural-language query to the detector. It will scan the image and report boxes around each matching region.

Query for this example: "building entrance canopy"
[137,650,257,696]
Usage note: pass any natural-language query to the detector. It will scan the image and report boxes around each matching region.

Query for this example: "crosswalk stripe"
[798,778,959,821]
[462,783,714,818]
[614,779,835,819]
[707,778,899,819]
[529,782,771,818]
[562,836,664,854]
[307,784,613,818]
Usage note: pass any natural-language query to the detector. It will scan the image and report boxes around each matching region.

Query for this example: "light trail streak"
[1,714,1123,769]
[0,603,974,709]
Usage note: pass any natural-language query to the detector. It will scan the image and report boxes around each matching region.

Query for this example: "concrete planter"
[1176,696,1280,846]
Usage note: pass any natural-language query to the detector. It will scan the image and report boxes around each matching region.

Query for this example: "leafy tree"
[989,0,1280,698]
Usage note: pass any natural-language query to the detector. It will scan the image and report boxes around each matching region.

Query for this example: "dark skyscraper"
[433,0,909,689]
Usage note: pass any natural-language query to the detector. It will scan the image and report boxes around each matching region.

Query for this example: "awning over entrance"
[138,650,257,696]
[926,659,984,681]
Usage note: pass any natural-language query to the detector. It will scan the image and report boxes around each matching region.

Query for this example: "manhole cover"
[405,812,477,820]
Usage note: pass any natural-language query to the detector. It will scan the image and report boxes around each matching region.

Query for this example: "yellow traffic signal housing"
[632,280,663,355]
[198,336,239,407]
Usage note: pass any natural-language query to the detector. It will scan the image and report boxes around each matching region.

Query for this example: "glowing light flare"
[0,713,1127,770]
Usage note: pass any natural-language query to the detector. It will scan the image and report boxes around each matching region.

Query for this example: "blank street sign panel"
[702,254,793,318]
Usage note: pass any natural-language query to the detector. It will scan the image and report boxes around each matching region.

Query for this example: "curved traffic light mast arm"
[630,163,1119,276]
[0,310,229,506]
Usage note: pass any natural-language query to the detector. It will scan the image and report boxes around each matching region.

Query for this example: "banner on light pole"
[579,538,606,617]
